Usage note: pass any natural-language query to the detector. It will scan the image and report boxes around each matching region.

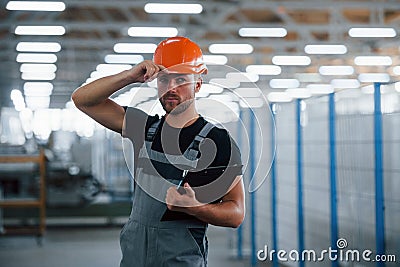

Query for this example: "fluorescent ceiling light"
[104,54,144,64]
[209,95,234,103]
[208,44,253,54]
[144,3,202,14]
[224,92,240,102]
[304,44,347,54]
[218,99,239,109]
[24,86,53,97]
[348,28,396,38]
[195,91,209,98]
[15,26,65,36]
[21,72,56,81]
[202,55,228,65]
[113,43,157,53]
[20,63,57,73]
[90,71,110,79]
[393,66,400,75]
[112,94,131,105]
[14,104,26,112]
[226,72,259,83]
[198,97,228,110]
[395,82,400,92]
[319,65,354,75]
[234,88,261,98]
[238,28,287,37]
[128,27,178,37]
[17,53,57,63]
[90,70,133,79]
[294,73,322,82]
[209,78,240,89]
[200,84,224,94]
[239,98,264,108]
[16,42,61,52]
[246,65,281,75]
[269,79,300,89]
[285,88,312,99]
[124,88,158,107]
[331,79,360,88]
[12,94,25,103]
[96,64,131,72]
[25,96,50,110]
[24,82,53,91]
[24,82,53,104]
[83,78,97,85]
[272,55,311,66]
[354,56,392,66]
[306,84,334,95]
[10,89,23,101]
[11,90,25,111]
[6,1,65,11]
[358,73,390,83]
[267,92,292,103]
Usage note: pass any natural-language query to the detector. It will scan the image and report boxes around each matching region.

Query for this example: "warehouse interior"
[0,1,399,266]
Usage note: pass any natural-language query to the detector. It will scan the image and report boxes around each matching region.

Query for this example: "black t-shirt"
[123,107,242,175]
[122,107,242,216]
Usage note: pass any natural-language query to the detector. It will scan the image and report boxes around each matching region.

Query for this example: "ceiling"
[1,0,400,109]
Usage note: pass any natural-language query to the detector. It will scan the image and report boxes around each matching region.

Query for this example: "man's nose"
[159,79,176,96]
[167,79,178,90]
[164,79,179,95]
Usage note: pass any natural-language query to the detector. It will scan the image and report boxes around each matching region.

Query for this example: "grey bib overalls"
[120,120,215,267]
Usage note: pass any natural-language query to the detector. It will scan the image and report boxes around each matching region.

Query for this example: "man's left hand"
[166,183,203,212]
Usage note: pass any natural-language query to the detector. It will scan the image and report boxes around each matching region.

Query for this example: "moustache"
[161,93,180,100]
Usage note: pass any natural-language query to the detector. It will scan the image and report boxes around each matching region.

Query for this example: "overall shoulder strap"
[145,119,161,142]
[185,122,215,160]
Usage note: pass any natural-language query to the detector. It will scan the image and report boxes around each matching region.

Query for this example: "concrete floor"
[0,224,257,267]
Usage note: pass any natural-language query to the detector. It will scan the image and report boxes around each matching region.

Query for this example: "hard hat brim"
[165,63,208,75]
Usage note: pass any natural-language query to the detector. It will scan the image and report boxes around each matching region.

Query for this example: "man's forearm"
[72,70,134,107]
[186,200,244,228]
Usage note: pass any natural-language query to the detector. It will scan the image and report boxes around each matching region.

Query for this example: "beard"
[160,94,194,115]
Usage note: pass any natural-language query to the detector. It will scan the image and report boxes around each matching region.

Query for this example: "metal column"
[250,109,257,266]
[237,109,243,260]
[374,82,385,267]
[270,104,278,267]
[296,99,305,267]
[329,93,338,267]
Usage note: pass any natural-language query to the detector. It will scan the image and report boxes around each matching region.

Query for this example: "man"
[72,36,245,267]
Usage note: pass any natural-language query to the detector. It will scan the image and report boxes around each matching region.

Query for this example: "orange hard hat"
[153,36,207,74]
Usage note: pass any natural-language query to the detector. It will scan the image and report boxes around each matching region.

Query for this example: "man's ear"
[194,76,202,93]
